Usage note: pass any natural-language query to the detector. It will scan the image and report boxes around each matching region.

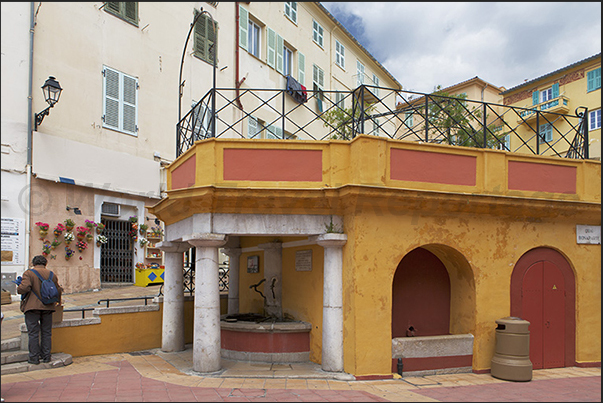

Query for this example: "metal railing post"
[482,103,488,148]
[282,89,286,138]
[425,96,429,142]
[535,113,540,155]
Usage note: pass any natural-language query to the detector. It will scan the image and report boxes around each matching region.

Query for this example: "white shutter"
[298,52,305,86]
[248,116,259,138]
[276,33,284,74]
[291,2,297,23]
[357,61,365,87]
[122,75,137,134]
[267,28,276,68]
[103,67,120,130]
[239,5,248,51]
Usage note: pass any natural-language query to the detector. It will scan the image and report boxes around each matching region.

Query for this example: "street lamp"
[34,76,63,130]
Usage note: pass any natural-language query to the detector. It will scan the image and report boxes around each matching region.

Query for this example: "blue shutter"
[532,90,539,105]
[587,68,601,92]
[552,83,559,98]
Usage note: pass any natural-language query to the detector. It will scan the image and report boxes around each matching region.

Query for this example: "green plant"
[324,217,342,233]
[320,101,376,140]
[64,218,76,228]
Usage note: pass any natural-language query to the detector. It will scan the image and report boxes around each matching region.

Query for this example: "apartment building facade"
[501,53,601,160]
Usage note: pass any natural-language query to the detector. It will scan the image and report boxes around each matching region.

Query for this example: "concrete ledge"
[1,337,21,352]
[220,320,312,333]
[1,352,72,375]
[221,349,310,363]
[92,304,160,316]
[392,334,474,358]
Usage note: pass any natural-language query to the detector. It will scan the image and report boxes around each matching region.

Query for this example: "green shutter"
[124,2,137,25]
[106,2,121,13]
[298,52,305,86]
[267,28,276,68]
[552,83,559,98]
[194,13,206,60]
[207,17,217,64]
[532,90,539,105]
[239,5,248,51]
[276,34,284,74]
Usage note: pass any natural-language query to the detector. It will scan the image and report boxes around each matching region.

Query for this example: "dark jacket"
[17,266,63,313]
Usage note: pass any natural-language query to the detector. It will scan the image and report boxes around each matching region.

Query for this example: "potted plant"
[76,240,88,252]
[95,222,105,234]
[65,247,75,260]
[41,240,52,256]
[135,262,147,271]
[51,239,62,250]
[85,219,96,229]
[96,235,108,247]
[129,215,138,223]
[64,231,75,245]
[36,222,49,237]
[139,223,148,235]
[64,218,76,231]
[53,223,66,237]
[85,232,94,242]
[139,237,148,247]
[75,226,88,240]
[150,226,164,238]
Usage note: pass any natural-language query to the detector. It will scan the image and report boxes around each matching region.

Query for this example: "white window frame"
[404,112,413,127]
[102,65,138,136]
[372,74,379,97]
[248,19,261,58]
[284,2,297,24]
[312,19,324,48]
[540,87,553,103]
[283,46,293,77]
[589,108,601,131]
[335,40,345,69]
[356,60,365,87]
[335,92,345,109]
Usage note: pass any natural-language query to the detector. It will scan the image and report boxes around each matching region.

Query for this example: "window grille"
[100,219,134,283]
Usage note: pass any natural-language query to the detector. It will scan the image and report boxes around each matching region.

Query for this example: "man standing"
[17,255,63,365]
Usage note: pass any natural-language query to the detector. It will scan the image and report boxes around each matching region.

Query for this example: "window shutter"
[291,2,297,23]
[276,33,284,74]
[122,75,138,134]
[248,116,259,138]
[298,52,305,86]
[103,67,120,130]
[552,83,559,98]
[124,2,137,24]
[587,68,601,92]
[267,28,276,68]
[194,13,206,60]
[239,5,248,51]
[207,18,217,65]
[532,90,539,106]
[106,2,120,14]
[357,61,364,87]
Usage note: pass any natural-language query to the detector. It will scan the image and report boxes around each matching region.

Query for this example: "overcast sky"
[321,2,602,94]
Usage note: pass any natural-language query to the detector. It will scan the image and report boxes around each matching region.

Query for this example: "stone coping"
[392,333,474,359]
[20,318,101,332]
[220,319,312,333]
[92,304,160,316]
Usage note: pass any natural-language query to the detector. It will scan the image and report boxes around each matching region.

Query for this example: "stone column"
[258,242,283,320]
[184,233,228,374]
[316,233,347,373]
[157,241,191,353]
[223,248,242,315]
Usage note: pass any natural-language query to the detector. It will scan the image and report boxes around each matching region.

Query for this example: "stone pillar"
[258,242,283,320]
[223,248,242,315]
[184,233,228,374]
[157,241,191,353]
[316,233,347,373]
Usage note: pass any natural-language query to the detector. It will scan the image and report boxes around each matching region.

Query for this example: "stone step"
[1,352,72,375]
[1,337,21,352]
[1,349,28,365]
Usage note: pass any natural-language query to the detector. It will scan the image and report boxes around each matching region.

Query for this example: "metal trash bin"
[491,317,532,381]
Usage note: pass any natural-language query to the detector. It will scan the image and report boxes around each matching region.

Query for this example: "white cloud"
[322,2,602,93]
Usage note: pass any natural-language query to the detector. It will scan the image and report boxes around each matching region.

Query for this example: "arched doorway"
[511,248,576,369]
[392,247,451,338]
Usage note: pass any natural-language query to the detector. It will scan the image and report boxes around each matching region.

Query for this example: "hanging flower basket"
[85,233,94,242]
[36,222,49,238]
[64,218,76,231]
[76,226,88,240]
[129,216,138,223]
[64,232,75,245]
[96,222,105,234]
[85,219,96,230]
[53,223,66,237]
[76,240,88,253]
[139,237,148,247]
[51,239,62,250]
[96,235,108,247]
[65,247,75,260]
[42,241,51,256]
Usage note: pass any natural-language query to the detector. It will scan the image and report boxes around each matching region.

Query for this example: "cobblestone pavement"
[1,285,600,402]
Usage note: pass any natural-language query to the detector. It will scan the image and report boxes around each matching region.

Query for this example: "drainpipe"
[235,2,244,110]
[481,82,488,102]
[25,1,36,270]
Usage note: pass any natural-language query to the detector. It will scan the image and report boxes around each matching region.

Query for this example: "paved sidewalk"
[1,285,600,402]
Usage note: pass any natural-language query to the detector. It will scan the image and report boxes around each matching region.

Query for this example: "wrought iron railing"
[177,84,589,160]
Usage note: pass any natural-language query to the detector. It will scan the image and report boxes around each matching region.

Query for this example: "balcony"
[517,95,570,123]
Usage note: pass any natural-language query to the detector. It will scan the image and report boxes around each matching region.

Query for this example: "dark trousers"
[24,310,53,362]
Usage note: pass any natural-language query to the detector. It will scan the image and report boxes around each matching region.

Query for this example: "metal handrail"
[177,85,588,160]
[97,296,157,308]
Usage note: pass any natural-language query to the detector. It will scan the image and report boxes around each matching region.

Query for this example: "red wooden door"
[522,261,565,369]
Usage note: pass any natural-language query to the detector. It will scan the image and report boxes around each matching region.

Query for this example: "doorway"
[511,248,575,369]
[100,219,134,283]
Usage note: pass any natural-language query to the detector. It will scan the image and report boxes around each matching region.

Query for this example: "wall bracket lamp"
[66,206,82,215]
[35,76,63,130]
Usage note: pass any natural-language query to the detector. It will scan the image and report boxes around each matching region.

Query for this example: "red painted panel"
[522,262,544,369]
[390,148,476,186]
[392,248,451,338]
[396,355,473,372]
[223,148,322,182]
[508,161,576,194]
[543,261,565,369]
[221,329,310,353]
[171,155,196,190]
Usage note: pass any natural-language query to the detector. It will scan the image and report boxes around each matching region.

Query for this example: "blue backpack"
[30,269,59,305]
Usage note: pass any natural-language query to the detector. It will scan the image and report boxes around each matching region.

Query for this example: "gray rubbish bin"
[490,316,532,381]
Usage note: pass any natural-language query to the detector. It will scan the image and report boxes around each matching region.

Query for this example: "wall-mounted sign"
[295,249,313,271]
[1,217,25,265]
[247,255,259,273]
[576,225,600,244]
